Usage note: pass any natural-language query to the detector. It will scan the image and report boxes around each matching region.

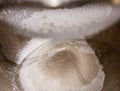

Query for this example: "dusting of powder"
[17,38,50,64]
[0,53,20,91]
[0,65,20,91]
[9,67,20,91]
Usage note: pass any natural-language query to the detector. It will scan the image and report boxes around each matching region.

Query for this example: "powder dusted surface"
[0,55,21,91]
[19,39,105,91]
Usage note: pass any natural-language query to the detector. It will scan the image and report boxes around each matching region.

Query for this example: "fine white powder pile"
[18,38,105,91]
[19,3,120,39]
[0,3,120,39]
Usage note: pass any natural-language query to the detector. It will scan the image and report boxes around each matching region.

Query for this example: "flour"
[0,3,120,39]
[20,3,118,39]
[1,3,120,39]
[18,39,105,91]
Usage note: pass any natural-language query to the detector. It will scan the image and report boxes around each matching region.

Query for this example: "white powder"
[18,38,105,91]
[17,38,51,64]
[19,3,119,39]
[1,3,120,39]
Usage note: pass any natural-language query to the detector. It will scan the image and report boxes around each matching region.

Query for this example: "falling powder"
[18,38,105,91]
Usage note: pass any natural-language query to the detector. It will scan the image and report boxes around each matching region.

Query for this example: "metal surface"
[87,22,120,91]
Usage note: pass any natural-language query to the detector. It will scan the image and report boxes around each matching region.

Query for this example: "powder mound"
[18,39,105,91]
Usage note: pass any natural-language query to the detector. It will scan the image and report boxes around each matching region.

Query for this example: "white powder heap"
[19,3,120,39]
[21,4,112,38]
[1,3,120,39]
[18,38,105,91]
